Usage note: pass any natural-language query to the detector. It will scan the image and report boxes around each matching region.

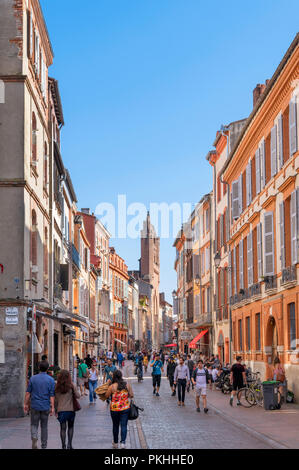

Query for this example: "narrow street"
[0,361,276,450]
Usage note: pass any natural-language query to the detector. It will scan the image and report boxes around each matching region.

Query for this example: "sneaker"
[196,407,200,412]
[153,389,156,395]
[237,401,241,406]
[204,408,208,414]
[32,438,38,449]
[229,397,233,407]
[156,392,160,397]
[120,443,126,449]
[171,391,176,397]
[112,442,118,449]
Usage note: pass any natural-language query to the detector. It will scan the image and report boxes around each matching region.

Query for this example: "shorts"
[233,381,243,391]
[168,375,174,387]
[78,377,87,386]
[196,385,207,397]
[152,374,161,388]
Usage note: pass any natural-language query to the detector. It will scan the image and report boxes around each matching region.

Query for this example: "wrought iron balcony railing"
[281,266,297,285]
[264,275,277,291]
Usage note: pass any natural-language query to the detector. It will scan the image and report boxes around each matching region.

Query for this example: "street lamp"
[214,252,221,268]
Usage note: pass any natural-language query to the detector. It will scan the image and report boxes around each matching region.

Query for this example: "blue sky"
[41,0,299,303]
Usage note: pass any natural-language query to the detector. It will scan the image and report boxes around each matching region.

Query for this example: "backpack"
[193,367,210,384]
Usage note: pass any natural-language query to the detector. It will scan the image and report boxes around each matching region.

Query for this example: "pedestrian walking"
[167,356,177,396]
[77,359,89,397]
[174,356,190,406]
[55,370,80,449]
[112,351,117,366]
[150,354,164,396]
[229,356,247,406]
[23,360,55,449]
[105,369,134,449]
[84,354,93,369]
[273,356,286,401]
[192,360,211,413]
[185,354,195,390]
[143,355,148,372]
[88,362,99,405]
[211,366,218,390]
[117,351,124,369]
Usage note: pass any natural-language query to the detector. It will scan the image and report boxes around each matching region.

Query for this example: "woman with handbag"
[105,369,134,449]
[55,370,80,449]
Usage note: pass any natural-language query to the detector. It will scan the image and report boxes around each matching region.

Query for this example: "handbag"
[128,400,144,421]
[72,388,81,412]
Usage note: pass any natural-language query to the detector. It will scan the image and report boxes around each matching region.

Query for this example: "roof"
[221,33,299,177]
[65,169,78,203]
[49,77,64,126]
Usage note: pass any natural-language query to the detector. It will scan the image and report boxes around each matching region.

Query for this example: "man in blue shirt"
[117,351,124,369]
[24,360,55,449]
[150,354,164,397]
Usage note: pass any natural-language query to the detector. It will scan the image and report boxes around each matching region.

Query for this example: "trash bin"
[262,381,280,410]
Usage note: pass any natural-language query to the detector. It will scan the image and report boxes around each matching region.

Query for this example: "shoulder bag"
[128,400,144,421]
[72,387,81,412]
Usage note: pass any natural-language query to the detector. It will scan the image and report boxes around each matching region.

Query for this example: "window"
[205,209,210,232]
[32,112,37,164]
[264,211,274,275]
[44,227,48,284]
[246,317,251,351]
[289,303,296,350]
[256,313,261,350]
[44,142,48,187]
[217,175,221,202]
[289,96,298,157]
[238,319,243,351]
[31,210,37,280]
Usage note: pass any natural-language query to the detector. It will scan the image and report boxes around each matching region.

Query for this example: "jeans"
[118,360,123,368]
[110,408,130,444]
[89,379,98,402]
[177,379,187,403]
[137,365,143,379]
[30,409,49,448]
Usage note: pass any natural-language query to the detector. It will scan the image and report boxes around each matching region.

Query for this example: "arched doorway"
[265,314,279,366]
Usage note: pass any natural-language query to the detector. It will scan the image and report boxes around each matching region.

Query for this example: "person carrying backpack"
[192,360,211,414]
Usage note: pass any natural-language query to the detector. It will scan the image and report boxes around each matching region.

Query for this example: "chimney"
[81,208,90,215]
[253,80,270,108]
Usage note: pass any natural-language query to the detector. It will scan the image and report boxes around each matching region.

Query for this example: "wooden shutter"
[291,190,298,265]
[260,139,266,189]
[289,97,298,157]
[220,214,224,247]
[239,239,244,289]
[264,212,274,275]
[246,161,252,206]
[233,246,237,295]
[278,114,284,170]
[257,222,263,279]
[226,206,230,242]
[247,232,253,286]
[255,149,261,194]
[270,125,277,177]
[220,269,224,306]
[279,202,285,271]
[192,254,200,279]
[231,180,239,220]
[238,175,243,215]
[228,250,232,298]
[206,246,210,272]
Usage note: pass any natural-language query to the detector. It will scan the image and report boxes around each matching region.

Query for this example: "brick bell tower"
[140,212,160,350]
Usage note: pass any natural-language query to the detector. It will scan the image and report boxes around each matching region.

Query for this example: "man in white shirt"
[192,360,211,413]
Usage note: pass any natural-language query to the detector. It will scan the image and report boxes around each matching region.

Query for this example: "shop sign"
[5,307,18,316]
[6,316,18,325]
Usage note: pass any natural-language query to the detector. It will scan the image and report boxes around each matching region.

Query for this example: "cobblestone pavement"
[125,362,272,449]
[0,381,141,449]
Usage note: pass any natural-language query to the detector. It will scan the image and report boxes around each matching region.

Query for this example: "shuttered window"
[260,139,266,189]
[231,180,239,220]
[220,269,224,306]
[192,253,200,279]
[289,97,298,157]
[270,125,277,178]
[239,319,243,351]
[247,231,253,286]
[290,190,298,265]
[201,250,205,275]
[238,174,243,215]
[255,149,261,194]
[264,212,275,275]
[228,250,232,298]
[257,222,263,279]
[280,202,285,270]
[256,313,261,350]
[220,214,224,247]
[206,246,210,272]
[289,303,296,350]
[246,317,251,351]
[233,246,237,295]
[239,239,244,290]
[278,114,284,170]
[246,161,252,206]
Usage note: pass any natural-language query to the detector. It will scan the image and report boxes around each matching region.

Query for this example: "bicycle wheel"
[237,388,255,407]
[254,387,264,407]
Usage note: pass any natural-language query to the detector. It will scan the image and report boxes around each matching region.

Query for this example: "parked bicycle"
[237,372,282,409]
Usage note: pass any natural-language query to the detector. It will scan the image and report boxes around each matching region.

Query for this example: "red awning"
[164,343,177,347]
[189,329,209,349]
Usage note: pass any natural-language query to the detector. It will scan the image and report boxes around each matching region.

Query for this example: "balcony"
[216,308,222,322]
[72,243,81,270]
[281,266,297,286]
[249,282,261,297]
[264,275,277,292]
[198,312,212,326]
